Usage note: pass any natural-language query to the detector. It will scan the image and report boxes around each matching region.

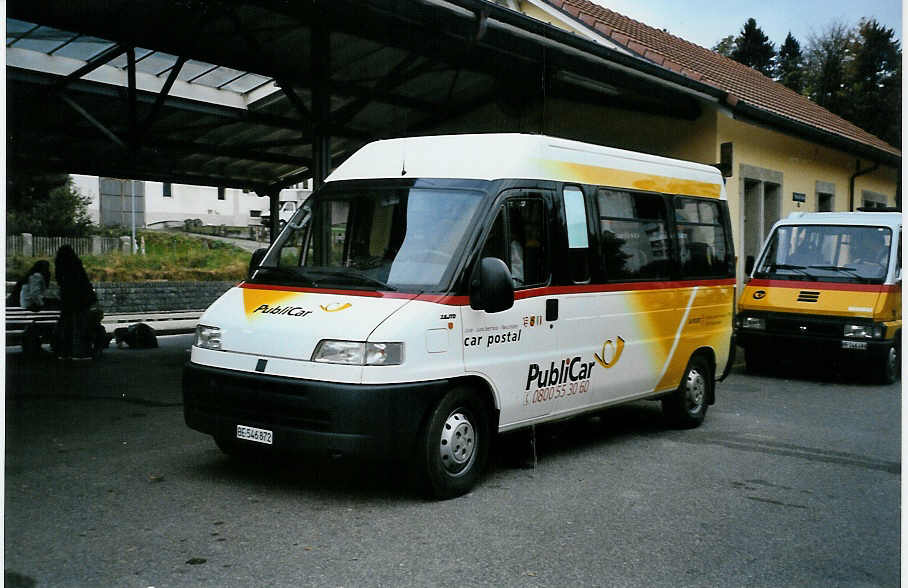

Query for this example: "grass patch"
[7,231,252,282]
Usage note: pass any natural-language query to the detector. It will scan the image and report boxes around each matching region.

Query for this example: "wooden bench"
[6,307,62,354]
[6,307,204,355]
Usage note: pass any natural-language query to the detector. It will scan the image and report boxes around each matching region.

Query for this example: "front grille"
[764,315,843,338]
[797,290,820,302]
[186,369,332,431]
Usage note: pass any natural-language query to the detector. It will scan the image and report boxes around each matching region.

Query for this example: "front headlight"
[741,316,766,330]
[843,324,871,338]
[312,340,403,365]
[195,324,222,350]
[844,323,883,339]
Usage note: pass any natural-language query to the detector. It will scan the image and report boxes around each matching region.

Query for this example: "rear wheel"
[662,355,711,428]
[419,387,490,499]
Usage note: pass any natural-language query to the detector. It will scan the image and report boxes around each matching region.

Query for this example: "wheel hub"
[439,410,476,474]
[686,369,706,413]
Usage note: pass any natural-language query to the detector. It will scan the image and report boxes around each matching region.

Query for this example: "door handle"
[546,298,559,322]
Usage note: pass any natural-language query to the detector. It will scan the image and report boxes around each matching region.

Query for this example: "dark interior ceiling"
[7,0,719,194]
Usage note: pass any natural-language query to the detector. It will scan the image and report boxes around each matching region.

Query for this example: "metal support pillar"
[311,24,331,189]
[268,189,281,243]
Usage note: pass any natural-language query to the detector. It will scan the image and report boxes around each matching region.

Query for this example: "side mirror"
[248,248,268,279]
[470,257,514,313]
[744,255,755,275]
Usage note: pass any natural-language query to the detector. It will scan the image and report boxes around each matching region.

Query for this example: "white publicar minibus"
[184,134,736,498]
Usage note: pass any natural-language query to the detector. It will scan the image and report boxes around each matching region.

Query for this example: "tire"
[876,342,900,385]
[419,387,490,499]
[662,355,711,429]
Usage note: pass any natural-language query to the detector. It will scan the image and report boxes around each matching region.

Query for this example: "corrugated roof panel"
[9,25,74,53]
[51,36,115,61]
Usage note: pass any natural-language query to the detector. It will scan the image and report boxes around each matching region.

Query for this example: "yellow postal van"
[737,211,901,383]
[183,134,736,497]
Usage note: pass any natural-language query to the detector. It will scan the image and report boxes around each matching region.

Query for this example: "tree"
[846,19,901,147]
[712,35,735,57]
[804,22,853,116]
[7,173,93,236]
[804,19,901,147]
[730,18,776,75]
[775,32,805,93]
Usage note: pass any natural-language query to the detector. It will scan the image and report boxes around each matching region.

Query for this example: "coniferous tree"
[776,32,805,93]
[730,18,776,75]
[846,19,901,147]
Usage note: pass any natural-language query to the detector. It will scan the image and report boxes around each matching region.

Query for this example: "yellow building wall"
[717,112,899,260]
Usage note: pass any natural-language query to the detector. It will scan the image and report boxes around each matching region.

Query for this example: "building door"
[742,178,781,275]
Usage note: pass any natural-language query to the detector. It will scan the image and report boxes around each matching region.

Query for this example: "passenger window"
[597,189,670,281]
[479,197,549,288]
[674,198,731,278]
[563,186,591,283]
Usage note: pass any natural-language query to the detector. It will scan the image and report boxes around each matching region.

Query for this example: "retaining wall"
[8,281,237,313]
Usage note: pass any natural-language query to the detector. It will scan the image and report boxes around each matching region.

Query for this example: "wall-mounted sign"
[792,192,806,203]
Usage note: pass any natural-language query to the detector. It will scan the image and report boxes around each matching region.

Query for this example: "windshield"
[251,182,486,292]
[755,224,891,283]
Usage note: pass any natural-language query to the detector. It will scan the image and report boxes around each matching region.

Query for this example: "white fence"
[7,234,124,257]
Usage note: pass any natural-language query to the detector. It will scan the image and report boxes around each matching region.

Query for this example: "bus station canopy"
[7,0,729,194]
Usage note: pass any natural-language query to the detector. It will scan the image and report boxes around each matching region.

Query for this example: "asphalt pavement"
[3,337,901,587]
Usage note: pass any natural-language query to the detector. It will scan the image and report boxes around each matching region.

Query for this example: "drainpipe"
[849,159,880,211]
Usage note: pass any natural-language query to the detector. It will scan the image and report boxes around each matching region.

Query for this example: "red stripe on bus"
[238,282,414,299]
[240,278,735,306]
[747,279,894,293]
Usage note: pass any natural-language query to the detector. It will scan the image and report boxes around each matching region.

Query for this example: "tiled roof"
[545,0,900,159]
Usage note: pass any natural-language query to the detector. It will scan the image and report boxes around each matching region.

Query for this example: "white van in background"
[183,134,736,498]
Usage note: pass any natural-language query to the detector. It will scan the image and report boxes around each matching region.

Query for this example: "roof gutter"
[731,101,900,168]
[426,0,726,103]
[431,0,900,167]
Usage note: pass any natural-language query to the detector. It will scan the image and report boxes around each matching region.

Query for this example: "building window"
[249,210,261,218]
[217,187,226,201]
[163,182,172,198]
[862,190,888,209]
[817,192,833,212]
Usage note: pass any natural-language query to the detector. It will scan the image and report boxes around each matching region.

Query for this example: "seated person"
[8,260,52,310]
[850,232,889,278]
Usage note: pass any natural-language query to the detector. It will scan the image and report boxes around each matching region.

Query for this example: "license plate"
[841,340,868,350]
[236,425,273,445]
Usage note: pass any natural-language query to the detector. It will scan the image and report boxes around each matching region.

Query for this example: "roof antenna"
[401,148,407,176]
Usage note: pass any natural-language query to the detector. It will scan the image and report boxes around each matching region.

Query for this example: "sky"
[587,0,902,50]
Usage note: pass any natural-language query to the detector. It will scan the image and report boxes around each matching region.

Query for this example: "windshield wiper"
[301,268,396,291]
[254,266,318,287]
[344,269,396,291]
[808,265,872,282]
[766,263,815,278]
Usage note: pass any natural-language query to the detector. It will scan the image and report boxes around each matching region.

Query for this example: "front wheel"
[419,387,490,499]
[662,355,711,429]
[875,342,900,385]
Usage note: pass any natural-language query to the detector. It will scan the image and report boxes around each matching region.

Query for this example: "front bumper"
[736,328,893,362]
[183,362,449,458]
